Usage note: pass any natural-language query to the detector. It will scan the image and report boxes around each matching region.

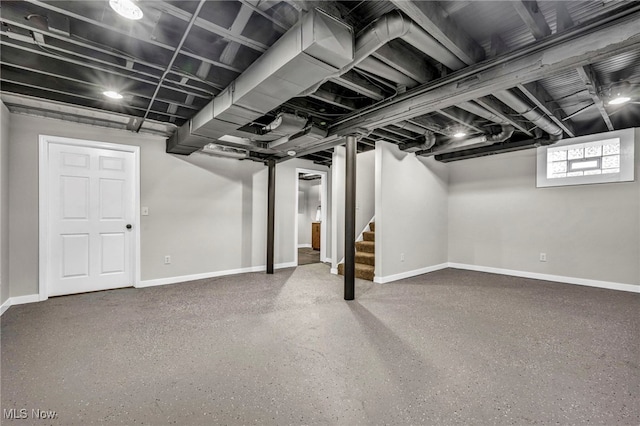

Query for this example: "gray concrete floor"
[1,266,639,425]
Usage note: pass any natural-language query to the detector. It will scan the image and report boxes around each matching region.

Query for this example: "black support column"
[344,135,357,300]
[266,159,276,274]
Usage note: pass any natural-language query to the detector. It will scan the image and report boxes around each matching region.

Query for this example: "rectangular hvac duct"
[168,8,353,154]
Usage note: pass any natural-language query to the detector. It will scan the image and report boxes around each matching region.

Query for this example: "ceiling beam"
[330,72,386,101]
[390,0,485,65]
[555,2,575,33]
[329,9,639,135]
[517,82,576,137]
[575,65,614,131]
[512,1,551,40]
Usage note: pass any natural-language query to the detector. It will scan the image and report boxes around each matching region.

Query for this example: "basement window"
[537,129,635,188]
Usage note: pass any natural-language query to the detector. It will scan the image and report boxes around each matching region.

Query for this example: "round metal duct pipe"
[494,90,563,140]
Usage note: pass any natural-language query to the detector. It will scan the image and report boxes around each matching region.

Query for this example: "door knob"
[126,224,132,229]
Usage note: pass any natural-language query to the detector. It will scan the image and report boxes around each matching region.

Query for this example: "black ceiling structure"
[1,1,639,165]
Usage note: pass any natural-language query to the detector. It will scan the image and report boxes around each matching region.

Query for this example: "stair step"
[363,231,375,242]
[355,240,374,253]
[355,251,375,266]
[337,263,375,281]
[369,222,375,233]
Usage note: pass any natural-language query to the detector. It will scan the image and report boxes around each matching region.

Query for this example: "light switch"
[142,207,149,216]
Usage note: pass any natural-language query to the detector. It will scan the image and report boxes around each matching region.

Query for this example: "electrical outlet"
[142,206,149,216]
[400,253,405,262]
[164,255,171,265]
[539,253,547,262]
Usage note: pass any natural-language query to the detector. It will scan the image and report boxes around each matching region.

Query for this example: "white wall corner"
[330,268,338,275]
[448,263,640,293]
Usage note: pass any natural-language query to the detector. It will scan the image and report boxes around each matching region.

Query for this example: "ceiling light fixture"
[109,0,143,20]
[453,131,467,138]
[103,90,124,100]
[608,96,631,105]
[287,150,297,156]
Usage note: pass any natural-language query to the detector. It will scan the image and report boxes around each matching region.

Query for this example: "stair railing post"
[266,159,276,274]
[345,134,357,300]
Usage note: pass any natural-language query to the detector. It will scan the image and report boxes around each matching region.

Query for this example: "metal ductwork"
[457,101,508,125]
[167,8,353,155]
[493,90,563,141]
[301,10,465,96]
[435,137,558,163]
[420,124,514,156]
[399,131,436,152]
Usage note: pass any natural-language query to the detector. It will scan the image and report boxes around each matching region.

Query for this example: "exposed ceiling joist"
[436,109,483,134]
[154,1,270,53]
[330,10,640,134]
[517,82,576,137]
[0,61,200,111]
[219,4,257,66]
[555,2,575,33]
[512,0,551,40]
[0,40,212,99]
[575,65,614,131]
[390,0,484,65]
[0,6,235,89]
[330,73,386,101]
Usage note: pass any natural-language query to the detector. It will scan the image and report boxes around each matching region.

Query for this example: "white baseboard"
[0,298,10,316]
[448,263,640,293]
[330,268,338,275]
[137,262,298,288]
[374,263,449,284]
[11,294,41,305]
[297,244,312,248]
[0,294,41,316]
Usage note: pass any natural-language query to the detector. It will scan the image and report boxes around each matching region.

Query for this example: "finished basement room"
[1,0,639,424]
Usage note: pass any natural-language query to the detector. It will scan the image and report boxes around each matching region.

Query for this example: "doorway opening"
[295,168,327,266]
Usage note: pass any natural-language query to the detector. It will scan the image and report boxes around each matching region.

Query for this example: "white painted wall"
[297,179,320,247]
[375,141,449,282]
[0,103,10,306]
[448,129,640,286]
[330,147,376,269]
[7,114,328,297]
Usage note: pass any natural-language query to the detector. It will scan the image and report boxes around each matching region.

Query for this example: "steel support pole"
[266,159,276,274]
[344,135,357,300]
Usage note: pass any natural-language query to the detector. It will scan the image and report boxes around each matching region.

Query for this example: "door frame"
[294,167,328,265]
[38,135,141,301]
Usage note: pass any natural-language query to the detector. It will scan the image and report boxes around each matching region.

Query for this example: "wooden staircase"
[338,222,375,281]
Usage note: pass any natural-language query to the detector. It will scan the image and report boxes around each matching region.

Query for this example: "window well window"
[537,129,635,188]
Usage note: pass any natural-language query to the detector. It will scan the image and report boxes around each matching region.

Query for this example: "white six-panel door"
[43,139,136,297]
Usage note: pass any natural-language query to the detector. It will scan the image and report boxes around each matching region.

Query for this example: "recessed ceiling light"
[453,131,467,138]
[109,0,143,20]
[608,96,631,105]
[103,90,123,100]
[287,150,297,156]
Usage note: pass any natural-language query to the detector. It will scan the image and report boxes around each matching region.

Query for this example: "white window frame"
[537,128,635,188]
